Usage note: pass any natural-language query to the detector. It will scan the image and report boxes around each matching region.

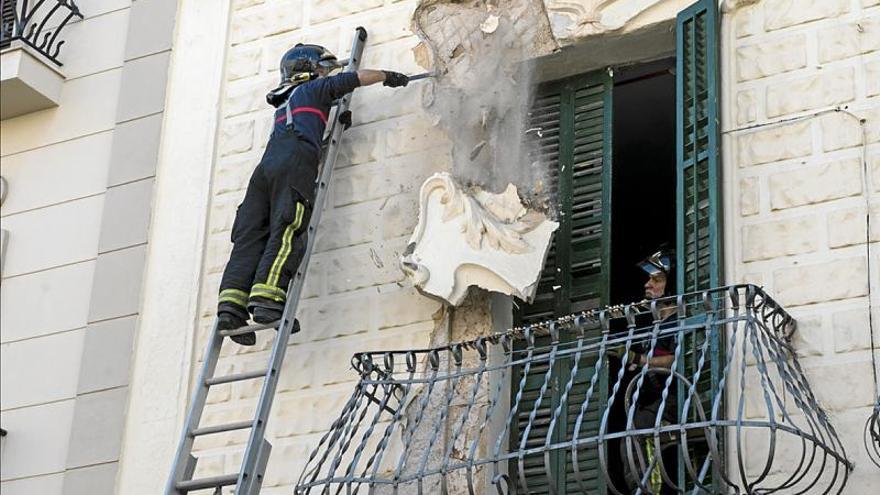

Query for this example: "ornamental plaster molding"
[720,0,760,13]
[544,0,683,41]
[402,173,558,306]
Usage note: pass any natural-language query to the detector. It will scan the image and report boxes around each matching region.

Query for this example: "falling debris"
[480,14,499,34]
[412,0,558,201]
[469,140,487,160]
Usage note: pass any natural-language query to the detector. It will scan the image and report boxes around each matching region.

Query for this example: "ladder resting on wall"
[164,26,369,495]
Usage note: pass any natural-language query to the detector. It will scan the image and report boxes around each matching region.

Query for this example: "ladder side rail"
[165,322,226,494]
[235,26,369,495]
[279,25,368,339]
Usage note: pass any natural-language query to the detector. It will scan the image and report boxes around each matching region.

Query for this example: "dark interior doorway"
[606,58,677,494]
[610,58,677,306]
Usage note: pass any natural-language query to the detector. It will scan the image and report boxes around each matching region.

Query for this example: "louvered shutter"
[675,0,722,491]
[1,0,17,48]
[512,71,612,494]
[676,0,721,295]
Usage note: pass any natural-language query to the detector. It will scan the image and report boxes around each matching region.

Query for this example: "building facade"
[1,0,178,493]
[1,0,878,494]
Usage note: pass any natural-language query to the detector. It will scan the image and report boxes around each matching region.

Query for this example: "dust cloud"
[412,0,558,208]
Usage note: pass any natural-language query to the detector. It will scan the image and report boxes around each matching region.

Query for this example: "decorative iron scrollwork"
[295,285,853,494]
[0,0,83,66]
[867,395,880,469]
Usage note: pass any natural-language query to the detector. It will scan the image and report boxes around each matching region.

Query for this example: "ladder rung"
[206,369,267,386]
[191,420,253,437]
[219,320,280,337]
[176,473,238,491]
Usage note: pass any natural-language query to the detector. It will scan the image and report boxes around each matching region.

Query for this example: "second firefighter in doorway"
[217,44,410,345]
[622,249,681,495]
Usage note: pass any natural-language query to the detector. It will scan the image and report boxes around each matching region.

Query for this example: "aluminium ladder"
[165,26,369,495]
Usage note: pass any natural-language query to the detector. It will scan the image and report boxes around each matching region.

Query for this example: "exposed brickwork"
[728,0,879,487]
[193,0,446,490]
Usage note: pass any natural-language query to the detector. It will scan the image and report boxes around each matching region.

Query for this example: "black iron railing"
[0,0,82,65]
[867,396,880,469]
[295,285,852,494]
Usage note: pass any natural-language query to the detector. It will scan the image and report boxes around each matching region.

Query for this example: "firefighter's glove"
[608,346,626,360]
[382,71,409,88]
[609,347,642,370]
[338,110,352,130]
[628,352,644,372]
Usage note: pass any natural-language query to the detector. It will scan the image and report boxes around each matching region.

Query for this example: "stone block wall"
[724,0,880,489]
[191,0,447,489]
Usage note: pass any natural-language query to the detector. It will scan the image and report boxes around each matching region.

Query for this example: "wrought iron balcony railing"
[867,396,880,469]
[0,0,82,65]
[295,285,853,495]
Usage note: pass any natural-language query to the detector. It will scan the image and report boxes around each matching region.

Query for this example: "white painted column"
[115,1,231,493]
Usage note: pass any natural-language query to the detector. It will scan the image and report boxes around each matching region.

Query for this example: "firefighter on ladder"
[217,44,410,345]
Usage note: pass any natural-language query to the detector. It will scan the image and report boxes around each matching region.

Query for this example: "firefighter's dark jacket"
[271,71,361,204]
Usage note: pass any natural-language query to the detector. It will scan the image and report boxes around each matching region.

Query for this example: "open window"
[511,0,721,492]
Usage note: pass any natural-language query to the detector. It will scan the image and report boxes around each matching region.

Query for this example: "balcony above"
[1,42,63,119]
[294,285,853,495]
[0,0,83,119]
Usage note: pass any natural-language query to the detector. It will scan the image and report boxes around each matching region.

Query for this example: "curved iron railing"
[867,395,880,469]
[295,285,853,494]
[0,0,83,65]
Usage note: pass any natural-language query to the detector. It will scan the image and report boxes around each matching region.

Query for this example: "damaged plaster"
[544,0,694,42]
[402,173,558,306]
[412,0,557,202]
[393,290,502,494]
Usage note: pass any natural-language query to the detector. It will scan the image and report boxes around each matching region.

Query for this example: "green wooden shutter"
[676,0,721,294]
[675,1,722,491]
[1,0,17,48]
[512,71,612,495]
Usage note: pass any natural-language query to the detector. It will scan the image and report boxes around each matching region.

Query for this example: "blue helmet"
[638,249,676,296]
[637,250,673,277]
[266,44,341,106]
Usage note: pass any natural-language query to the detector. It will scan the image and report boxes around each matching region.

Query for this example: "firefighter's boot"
[218,302,255,346]
[253,306,283,324]
[250,300,301,334]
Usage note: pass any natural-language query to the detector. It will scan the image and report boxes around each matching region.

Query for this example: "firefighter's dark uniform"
[626,314,680,494]
[217,72,361,317]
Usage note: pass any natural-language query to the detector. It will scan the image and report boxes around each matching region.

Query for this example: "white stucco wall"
[0,1,178,493]
[0,2,132,493]
[722,0,880,490]
[121,0,880,492]
[120,0,449,492]
[189,0,449,487]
